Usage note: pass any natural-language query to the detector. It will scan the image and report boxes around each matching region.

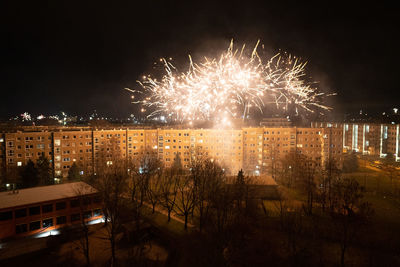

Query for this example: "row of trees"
[1,154,53,188]
[0,154,86,191]
[74,137,379,266]
[77,139,264,265]
[274,152,370,216]
[273,152,375,266]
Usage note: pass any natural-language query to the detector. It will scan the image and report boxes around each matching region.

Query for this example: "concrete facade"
[0,125,343,178]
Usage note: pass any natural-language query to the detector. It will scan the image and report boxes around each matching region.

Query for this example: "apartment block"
[0,125,344,180]
[342,123,400,161]
[4,131,53,169]
[313,122,400,161]
[53,130,93,178]
[0,133,5,179]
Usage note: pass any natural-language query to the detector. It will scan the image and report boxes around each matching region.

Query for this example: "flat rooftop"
[0,182,97,210]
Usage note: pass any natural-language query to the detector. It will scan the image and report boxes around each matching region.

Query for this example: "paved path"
[141,202,195,228]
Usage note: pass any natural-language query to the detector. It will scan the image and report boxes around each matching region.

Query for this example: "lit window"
[42,218,53,228]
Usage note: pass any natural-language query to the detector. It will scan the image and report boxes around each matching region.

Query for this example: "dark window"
[42,204,53,213]
[56,216,67,225]
[16,224,28,234]
[29,221,41,231]
[56,202,66,210]
[0,211,12,221]
[92,195,102,204]
[93,209,102,217]
[43,218,53,228]
[15,208,27,218]
[83,211,92,219]
[70,199,80,208]
[71,213,80,222]
[29,206,40,216]
[83,197,91,205]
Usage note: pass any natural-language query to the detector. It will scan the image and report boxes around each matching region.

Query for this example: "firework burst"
[126,40,333,123]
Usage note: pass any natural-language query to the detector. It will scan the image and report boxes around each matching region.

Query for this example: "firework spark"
[126,40,333,123]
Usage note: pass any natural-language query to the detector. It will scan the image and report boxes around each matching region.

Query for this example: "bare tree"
[146,165,163,213]
[329,177,374,267]
[73,182,96,267]
[208,179,235,235]
[175,174,197,230]
[299,157,318,216]
[232,169,255,221]
[132,150,162,207]
[92,137,128,266]
[160,167,179,222]
[319,158,342,211]
[279,152,319,215]
[279,152,300,188]
[192,157,225,232]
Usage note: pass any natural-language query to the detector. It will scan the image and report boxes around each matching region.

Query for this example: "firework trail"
[126,40,334,123]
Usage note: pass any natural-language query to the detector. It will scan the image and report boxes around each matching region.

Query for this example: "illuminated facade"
[53,130,93,178]
[4,131,53,168]
[313,122,400,161]
[0,133,5,179]
[341,123,400,160]
[0,125,343,179]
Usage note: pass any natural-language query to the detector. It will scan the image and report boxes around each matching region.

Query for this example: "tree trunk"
[111,234,116,267]
[131,189,135,202]
[184,212,188,230]
[104,212,108,227]
[341,227,348,267]
[340,246,346,267]
[167,209,171,222]
[140,192,144,207]
[85,230,90,266]
[199,207,203,232]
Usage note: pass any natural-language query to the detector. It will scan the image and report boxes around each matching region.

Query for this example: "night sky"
[1,1,399,119]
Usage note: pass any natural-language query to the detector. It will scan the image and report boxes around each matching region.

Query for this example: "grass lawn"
[140,205,192,237]
[269,167,400,232]
[343,167,400,225]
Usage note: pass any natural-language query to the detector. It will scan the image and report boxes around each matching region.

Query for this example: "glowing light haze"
[126,40,334,123]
